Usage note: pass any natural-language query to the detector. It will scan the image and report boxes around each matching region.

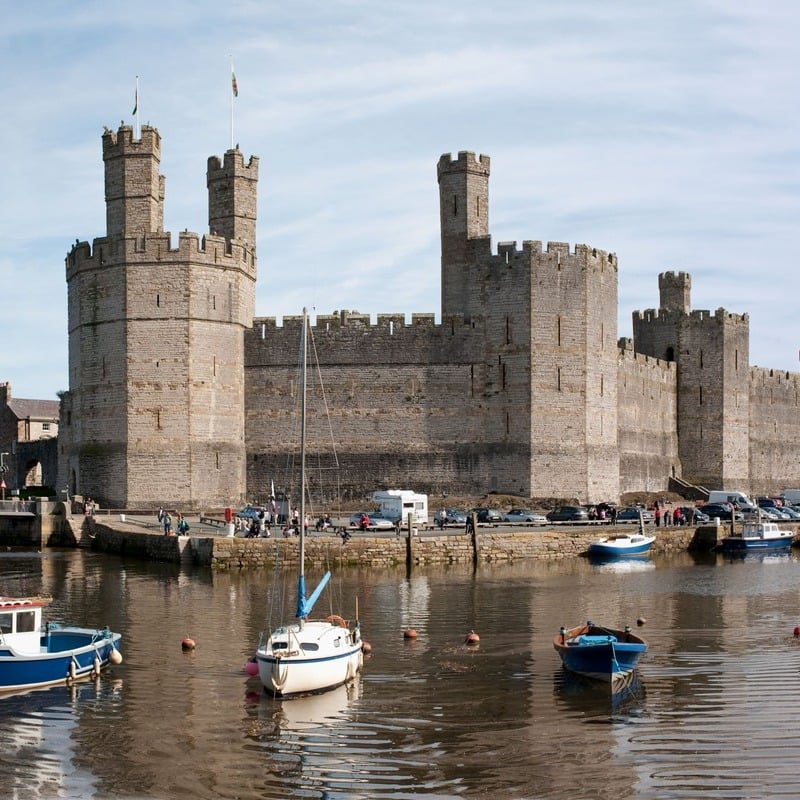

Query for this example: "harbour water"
[1,546,799,799]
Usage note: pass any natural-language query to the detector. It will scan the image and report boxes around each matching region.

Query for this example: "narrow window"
[699,386,703,405]
[506,316,511,344]
[476,196,481,217]
[157,409,161,429]
[557,317,561,346]
[505,411,510,435]
[216,451,220,469]
[600,374,604,397]
[213,355,216,377]
[453,195,458,216]
[735,349,738,370]
[157,293,161,308]
[502,363,506,390]
[557,366,562,392]
[699,350,704,368]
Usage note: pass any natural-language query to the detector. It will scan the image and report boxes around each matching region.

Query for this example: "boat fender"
[325,615,348,628]
[109,648,123,665]
[67,660,77,683]
[637,617,647,627]
[794,625,800,638]
[403,628,418,639]
[362,641,372,654]
[464,630,480,645]
[244,657,259,676]
[181,637,196,651]
[92,655,102,678]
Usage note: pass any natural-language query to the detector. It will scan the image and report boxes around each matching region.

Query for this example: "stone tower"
[436,151,619,501]
[437,151,490,317]
[62,124,258,509]
[632,272,750,489]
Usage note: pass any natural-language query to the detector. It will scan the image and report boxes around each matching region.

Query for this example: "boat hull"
[0,627,122,693]
[553,624,646,682]
[256,619,363,697]
[587,535,655,557]
[721,536,793,552]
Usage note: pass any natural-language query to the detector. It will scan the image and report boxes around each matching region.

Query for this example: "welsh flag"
[232,71,238,97]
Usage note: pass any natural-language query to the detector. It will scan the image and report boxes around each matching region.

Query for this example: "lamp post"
[0,453,8,503]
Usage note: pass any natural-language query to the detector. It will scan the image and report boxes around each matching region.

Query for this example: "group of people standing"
[157,507,189,536]
[653,501,692,527]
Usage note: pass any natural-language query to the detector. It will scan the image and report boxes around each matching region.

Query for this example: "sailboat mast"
[299,307,308,583]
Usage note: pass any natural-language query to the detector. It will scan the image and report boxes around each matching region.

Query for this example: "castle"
[57,124,800,510]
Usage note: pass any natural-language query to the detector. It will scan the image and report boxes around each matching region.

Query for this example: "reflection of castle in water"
[60,125,800,510]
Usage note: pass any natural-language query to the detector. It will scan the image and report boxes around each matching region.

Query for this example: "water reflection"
[3,550,800,797]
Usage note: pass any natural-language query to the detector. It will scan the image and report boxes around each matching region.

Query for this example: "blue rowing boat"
[553,621,646,683]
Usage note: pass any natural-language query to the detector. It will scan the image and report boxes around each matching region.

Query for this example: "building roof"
[7,398,60,421]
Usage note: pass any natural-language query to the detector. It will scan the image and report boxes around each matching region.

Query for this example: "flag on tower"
[132,79,138,115]
[231,69,239,97]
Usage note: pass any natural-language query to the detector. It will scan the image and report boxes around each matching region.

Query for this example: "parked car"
[615,506,654,523]
[503,509,547,524]
[473,508,503,524]
[678,506,710,524]
[443,508,467,525]
[546,506,589,523]
[349,512,395,531]
[699,503,743,522]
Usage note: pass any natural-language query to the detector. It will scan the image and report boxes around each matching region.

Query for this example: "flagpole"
[133,75,140,138]
[230,57,235,150]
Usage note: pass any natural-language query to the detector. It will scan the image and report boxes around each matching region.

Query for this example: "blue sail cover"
[296,571,332,618]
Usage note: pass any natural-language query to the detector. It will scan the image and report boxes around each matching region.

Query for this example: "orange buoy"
[637,617,647,627]
[362,641,372,654]
[464,630,480,645]
[181,637,196,651]
[794,625,800,638]
[403,628,418,639]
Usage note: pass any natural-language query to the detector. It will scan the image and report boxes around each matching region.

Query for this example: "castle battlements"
[252,311,448,336]
[618,347,677,373]
[437,151,490,177]
[633,307,748,325]
[750,365,800,385]
[66,230,255,278]
[101,124,161,157]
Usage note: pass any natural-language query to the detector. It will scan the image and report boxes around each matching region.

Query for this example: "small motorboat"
[721,521,795,552]
[0,596,122,693]
[553,621,647,683]
[587,532,655,557]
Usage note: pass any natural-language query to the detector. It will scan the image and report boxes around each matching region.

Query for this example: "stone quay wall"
[84,522,728,571]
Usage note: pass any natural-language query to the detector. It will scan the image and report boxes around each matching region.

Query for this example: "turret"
[659,271,691,314]
[102,125,165,236]
[207,148,259,247]
[437,151,490,315]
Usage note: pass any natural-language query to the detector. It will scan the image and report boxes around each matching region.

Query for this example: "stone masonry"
[59,127,800,509]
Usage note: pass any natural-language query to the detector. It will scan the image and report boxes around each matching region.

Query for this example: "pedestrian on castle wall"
[673,507,683,526]
[438,508,446,530]
[465,513,475,535]
[163,511,173,536]
[291,507,299,529]
[654,502,661,528]
[664,507,672,526]
[177,514,189,536]
[158,506,164,524]
[247,518,259,538]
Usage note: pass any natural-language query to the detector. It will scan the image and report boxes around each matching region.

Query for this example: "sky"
[2,1,799,400]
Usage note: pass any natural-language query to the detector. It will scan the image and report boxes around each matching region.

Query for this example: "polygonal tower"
[62,124,258,509]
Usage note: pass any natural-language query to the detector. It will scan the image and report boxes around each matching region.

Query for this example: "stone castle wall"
[60,129,800,509]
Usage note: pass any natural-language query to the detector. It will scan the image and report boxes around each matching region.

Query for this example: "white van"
[781,489,800,505]
[371,490,429,529]
[707,490,755,510]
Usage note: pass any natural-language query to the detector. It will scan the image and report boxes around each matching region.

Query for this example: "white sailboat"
[255,308,363,697]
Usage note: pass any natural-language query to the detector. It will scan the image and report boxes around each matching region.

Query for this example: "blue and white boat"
[255,309,363,697]
[553,621,647,683]
[0,596,122,693]
[721,521,795,553]
[587,532,655,557]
